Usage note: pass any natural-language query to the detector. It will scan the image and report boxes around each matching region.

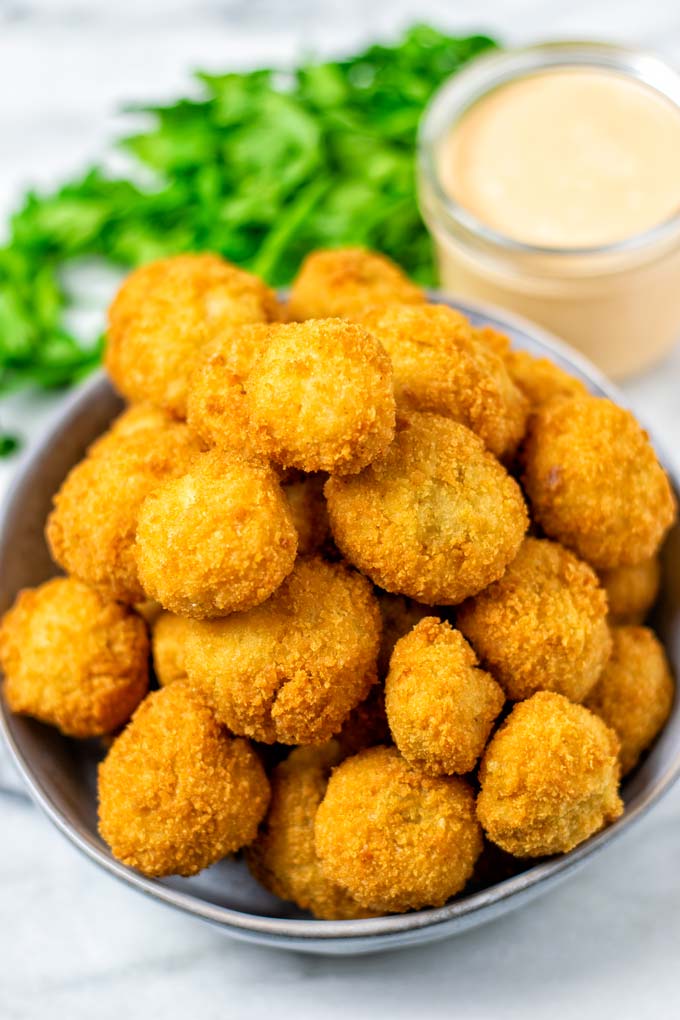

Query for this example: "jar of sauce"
[418,42,680,378]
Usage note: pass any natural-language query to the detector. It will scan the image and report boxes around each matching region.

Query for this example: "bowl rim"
[1,292,679,950]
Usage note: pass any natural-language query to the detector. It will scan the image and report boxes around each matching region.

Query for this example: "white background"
[2,1,680,1016]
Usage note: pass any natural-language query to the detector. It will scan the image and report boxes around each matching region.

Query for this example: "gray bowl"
[1,295,679,956]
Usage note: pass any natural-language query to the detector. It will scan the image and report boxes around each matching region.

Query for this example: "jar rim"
[418,40,680,260]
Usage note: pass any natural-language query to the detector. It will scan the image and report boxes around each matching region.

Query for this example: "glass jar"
[418,42,680,378]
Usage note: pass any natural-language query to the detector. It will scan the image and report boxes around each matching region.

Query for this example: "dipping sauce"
[418,44,680,377]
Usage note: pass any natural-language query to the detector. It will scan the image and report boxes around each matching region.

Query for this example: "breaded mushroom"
[477,692,623,857]
[472,324,511,357]
[287,247,425,321]
[184,558,381,744]
[106,403,174,440]
[134,451,297,618]
[282,472,332,557]
[246,742,375,919]
[106,253,279,418]
[585,626,674,775]
[504,349,587,410]
[598,557,661,626]
[335,682,391,755]
[244,320,395,474]
[46,419,202,602]
[151,612,204,686]
[457,538,611,703]
[359,304,528,459]
[376,591,430,677]
[522,395,677,569]
[314,746,482,913]
[385,618,504,775]
[325,412,528,604]
[98,682,270,876]
[0,577,148,738]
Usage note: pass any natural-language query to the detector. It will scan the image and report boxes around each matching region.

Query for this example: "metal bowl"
[1,295,679,956]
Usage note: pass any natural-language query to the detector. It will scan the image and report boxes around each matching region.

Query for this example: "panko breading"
[599,557,661,626]
[585,626,674,775]
[46,420,202,602]
[151,612,204,687]
[134,451,297,618]
[472,325,511,357]
[457,538,612,703]
[183,558,381,744]
[282,472,332,557]
[522,395,677,569]
[359,304,528,459]
[376,591,430,678]
[246,743,376,919]
[245,320,396,474]
[477,692,623,857]
[287,248,425,321]
[106,403,174,441]
[315,746,482,913]
[0,577,148,738]
[385,618,504,776]
[504,349,587,409]
[325,412,528,604]
[98,682,270,876]
[106,253,279,418]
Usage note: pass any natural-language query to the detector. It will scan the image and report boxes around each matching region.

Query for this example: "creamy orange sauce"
[440,69,680,248]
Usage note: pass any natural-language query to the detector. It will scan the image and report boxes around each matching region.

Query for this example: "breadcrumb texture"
[135,451,297,618]
[98,682,270,876]
[522,395,677,569]
[245,320,396,474]
[287,247,425,321]
[457,538,612,703]
[246,743,376,919]
[477,692,623,857]
[315,746,482,913]
[376,591,430,678]
[472,325,511,357]
[360,304,528,459]
[585,626,674,775]
[385,618,504,775]
[46,419,202,602]
[0,577,149,738]
[599,558,661,626]
[184,558,381,744]
[335,682,391,755]
[106,253,278,418]
[504,349,587,410]
[325,412,528,604]
[151,612,205,687]
[282,472,332,557]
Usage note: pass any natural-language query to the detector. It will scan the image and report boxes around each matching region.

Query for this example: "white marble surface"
[3,1,680,1016]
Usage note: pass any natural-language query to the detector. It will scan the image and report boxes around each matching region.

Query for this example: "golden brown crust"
[477,692,623,857]
[246,743,377,919]
[522,395,677,569]
[325,412,528,604]
[151,612,205,686]
[282,473,332,557]
[504,349,587,410]
[106,253,278,418]
[359,304,528,459]
[598,557,661,626]
[472,325,512,357]
[134,451,297,618]
[98,682,270,877]
[287,248,425,321]
[385,618,505,775]
[314,746,482,912]
[184,558,381,744]
[375,591,430,678]
[245,320,396,474]
[585,626,674,775]
[457,538,612,703]
[0,577,148,738]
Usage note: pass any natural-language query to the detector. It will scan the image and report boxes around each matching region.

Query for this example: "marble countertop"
[3,1,680,1016]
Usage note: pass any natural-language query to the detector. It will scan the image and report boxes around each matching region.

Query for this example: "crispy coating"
[477,692,623,857]
[245,320,396,474]
[335,682,391,755]
[184,558,381,744]
[0,578,148,738]
[282,473,332,557]
[151,612,205,686]
[598,557,661,626]
[315,746,482,912]
[46,421,202,602]
[98,682,270,876]
[376,591,430,677]
[472,325,511,357]
[585,626,674,775]
[504,349,587,410]
[522,395,677,569]
[106,403,174,440]
[106,254,278,418]
[325,412,528,604]
[246,743,376,919]
[457,538,611,703]
[360,304,528,459]
[135,451,297,618]
[385,618,504,775]
[287,248,425,321]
